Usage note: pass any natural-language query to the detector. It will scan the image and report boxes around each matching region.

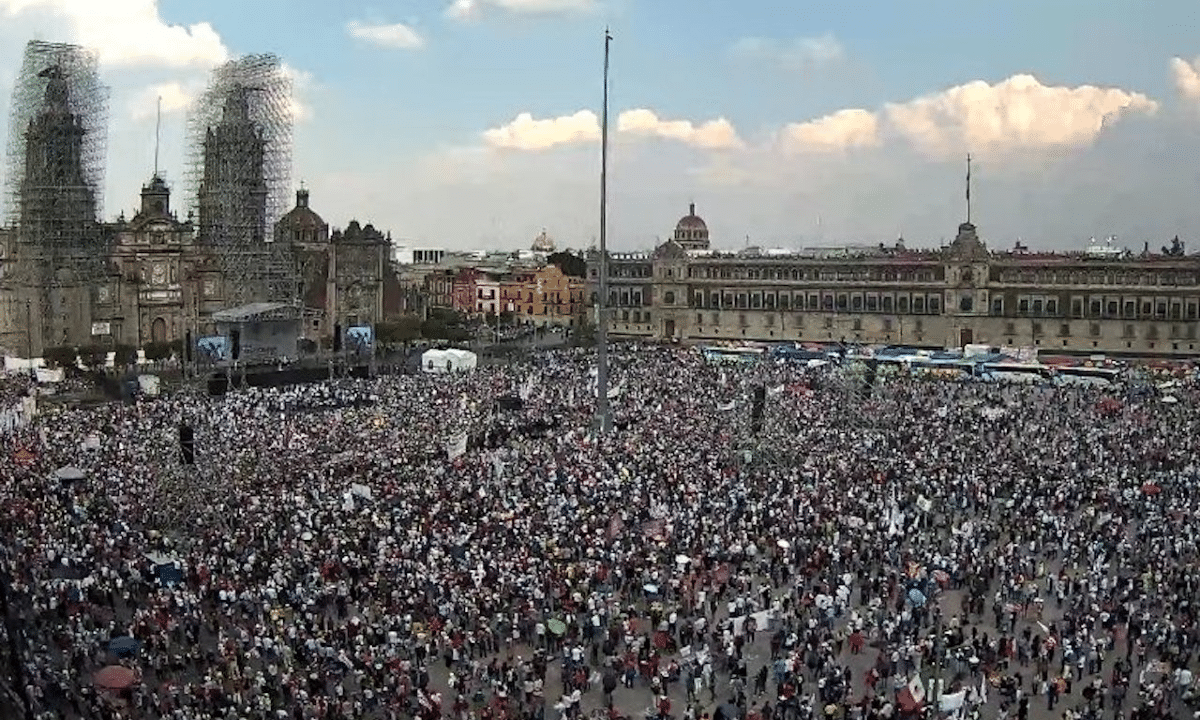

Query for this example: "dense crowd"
[0,345,1197,720]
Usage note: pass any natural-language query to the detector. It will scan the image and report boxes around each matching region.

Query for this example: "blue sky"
[1,0,1200,251]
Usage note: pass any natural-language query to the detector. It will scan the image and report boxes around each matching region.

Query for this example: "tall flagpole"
[966,153,972,224]
[594,28,613,434]
[154,95,162,177]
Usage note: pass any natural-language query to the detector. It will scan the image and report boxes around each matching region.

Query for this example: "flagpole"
[594,28,613,434]
[966,153,972,224]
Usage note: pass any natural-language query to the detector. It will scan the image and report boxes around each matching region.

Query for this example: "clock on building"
[151,264,166,285]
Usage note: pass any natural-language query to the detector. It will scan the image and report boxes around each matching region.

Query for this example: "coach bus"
[700,346,765,364]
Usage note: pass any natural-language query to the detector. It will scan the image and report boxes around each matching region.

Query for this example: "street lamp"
[24,300,32,377]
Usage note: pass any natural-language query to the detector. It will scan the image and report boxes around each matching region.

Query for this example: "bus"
[700,346,765,364]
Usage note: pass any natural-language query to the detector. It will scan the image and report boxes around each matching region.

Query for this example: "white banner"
[446,432,468,460]
[90,321,111,335]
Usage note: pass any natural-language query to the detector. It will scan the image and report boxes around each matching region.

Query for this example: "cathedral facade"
[0,58,397,361]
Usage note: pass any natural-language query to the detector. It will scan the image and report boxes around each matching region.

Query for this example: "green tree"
[111,343,138,367]
[42,346,78,369]
[377,315,423,345]
[142,341,173,362]
[77,345,107,368]
[548,250,586,278]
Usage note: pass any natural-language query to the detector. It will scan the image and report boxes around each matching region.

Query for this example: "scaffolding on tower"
[1,40,110,357]
[185,54,297,309]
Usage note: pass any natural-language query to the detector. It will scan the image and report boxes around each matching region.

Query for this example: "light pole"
[594,28,613,434]
[23,300,32,377]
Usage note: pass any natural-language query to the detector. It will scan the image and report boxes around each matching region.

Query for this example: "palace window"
[991,297,1003,316]
[882,296,894,313]
[664,291,675,305]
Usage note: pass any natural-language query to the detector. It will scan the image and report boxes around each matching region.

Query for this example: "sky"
[1,0,1200,253]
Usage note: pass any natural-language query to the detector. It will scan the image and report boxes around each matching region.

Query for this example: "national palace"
[589,204,1200,356]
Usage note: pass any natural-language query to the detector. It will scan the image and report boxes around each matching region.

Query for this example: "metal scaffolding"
[185,54,297,307]
[0,41,110,357]
[4,41,107,226]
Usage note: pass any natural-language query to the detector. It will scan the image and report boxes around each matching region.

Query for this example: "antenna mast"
[154,95,162,177]
[594,28,613,434]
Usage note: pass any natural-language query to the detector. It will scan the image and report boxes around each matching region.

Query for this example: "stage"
[211,302,301,364]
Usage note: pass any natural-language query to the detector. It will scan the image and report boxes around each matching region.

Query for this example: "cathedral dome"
[275,188,328,243]
[531,229,555,253]
[673,202,709,250]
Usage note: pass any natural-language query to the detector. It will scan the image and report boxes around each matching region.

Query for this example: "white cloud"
[1171,57,1200,101]
[129,81,194,120]
[0,0,228,68]
[617,109,745,151]
[281,64,315,124]
[781,108,880,153]
[730,33,844,71]
[445,0,594,21]
[884,73,1159,157]
[482,110,600,150]
[480,108,745,152]
[346,20,425,50]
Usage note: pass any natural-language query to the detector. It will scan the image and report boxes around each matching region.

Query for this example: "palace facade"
[589,205,1200,356]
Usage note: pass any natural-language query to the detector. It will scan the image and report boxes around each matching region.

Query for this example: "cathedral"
[0,54,394,361]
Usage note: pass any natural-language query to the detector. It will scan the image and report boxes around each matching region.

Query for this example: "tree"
[42,346,77,369]
[376,315,423,345]
[428,307,464,325]
[77,345,107,369]
[111,343,138,367]
[142,341,173,362]
[548,250,586,278]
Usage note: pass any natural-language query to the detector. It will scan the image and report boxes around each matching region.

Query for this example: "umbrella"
[643,583,659,595]
[155,565,182,586]
[716,703,743,720]
[54,466,85,483]
[907,588,926,607]
[94,665,136,689]
[545,619,567,636]
[776,539,790,549]
[1142,483,1162,496]
[108,636,140,657]
[1162,396,1179,404]
[674,554,690,565]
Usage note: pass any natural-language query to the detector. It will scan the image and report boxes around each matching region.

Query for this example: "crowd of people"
[0,345,1196,720]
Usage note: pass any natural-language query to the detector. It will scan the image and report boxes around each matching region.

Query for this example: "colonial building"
[507,264,584,326]
[104,175,199,347]
[272,190,396,340]
[588,207,1200,356]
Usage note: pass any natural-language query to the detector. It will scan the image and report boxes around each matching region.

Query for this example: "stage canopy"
[421,348,477,374]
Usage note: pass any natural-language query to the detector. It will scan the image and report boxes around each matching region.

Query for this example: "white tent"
[421,348,478,374]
